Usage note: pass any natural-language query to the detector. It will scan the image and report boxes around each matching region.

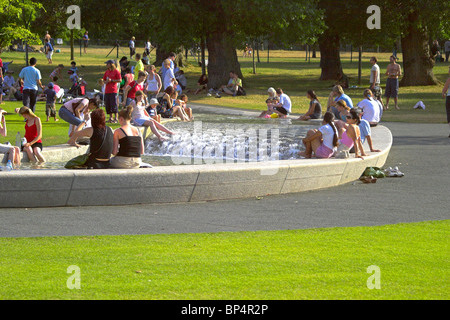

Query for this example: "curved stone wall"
[0,125,392,208]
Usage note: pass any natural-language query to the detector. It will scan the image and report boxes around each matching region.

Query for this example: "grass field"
[0,220,448,300]
[0,46,448,146]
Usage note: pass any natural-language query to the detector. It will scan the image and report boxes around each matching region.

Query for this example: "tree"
[128,0,323,89]
[0,0,42,50]
[390,0,450,86]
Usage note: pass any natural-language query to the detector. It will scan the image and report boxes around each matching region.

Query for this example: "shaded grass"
[0,220,448,300]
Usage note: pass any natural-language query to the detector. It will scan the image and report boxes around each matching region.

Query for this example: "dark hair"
[53,76,58,82]
[30,58,37,65]
[71,61,76,65]
[169,52,176,58]
[91,108,106,129]
[88,98,99,109]
[119,105,133,121]
[307,90,318,101]
[349,109,361,125]
[371,56,377,63]
[135,53,141,59]
[276,88,283,95]
[164,86,175,95]
[323,111,339,147]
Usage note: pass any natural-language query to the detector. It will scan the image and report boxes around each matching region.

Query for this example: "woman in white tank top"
[145,65,162,98]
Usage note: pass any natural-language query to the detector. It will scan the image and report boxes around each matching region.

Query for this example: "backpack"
[236,86,246,96]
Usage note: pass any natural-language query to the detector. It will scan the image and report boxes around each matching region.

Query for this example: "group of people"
[256,56,395,160]
[2,46,449,169]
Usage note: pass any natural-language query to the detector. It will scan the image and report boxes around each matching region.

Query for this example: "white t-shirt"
[319,124,336,150]
[163,68,175,90]
[370,64,380,85]
[358,98,381,123]
[279,93,292,113]
[131,101,148,120]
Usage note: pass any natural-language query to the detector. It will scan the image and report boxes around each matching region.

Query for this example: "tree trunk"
[200,37,206,76]
[155,46,186,68]
[206,31,243,89]
[399,12,438,86]
[318,30,344,81]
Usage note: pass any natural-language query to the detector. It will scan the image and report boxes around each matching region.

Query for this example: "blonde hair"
[18,106,38,118]
[163,59,171,67]
[332,85,344,95]
[119,105,133,121]
[336,100,350,111]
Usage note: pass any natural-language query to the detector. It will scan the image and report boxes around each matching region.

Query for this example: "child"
[146,98,162,123]
[70,61,78,74]
[94,79,106,107]
[176,94,193,120]
[43,83,58,122]
[50,64,64,81]
[44,39,54,64]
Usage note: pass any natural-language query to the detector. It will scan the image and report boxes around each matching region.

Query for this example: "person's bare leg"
[33,147,46,163]
[394,97,400,110]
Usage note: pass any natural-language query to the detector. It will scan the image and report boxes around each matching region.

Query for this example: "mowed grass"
[0,47,448,146]
[0,220,448,300]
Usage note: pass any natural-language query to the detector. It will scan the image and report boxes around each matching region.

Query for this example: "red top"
[25,119,42,144]
[103,69,121,94]
[126,81,144,99]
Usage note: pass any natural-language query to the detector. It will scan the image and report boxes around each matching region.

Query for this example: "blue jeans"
[58,106,83,126]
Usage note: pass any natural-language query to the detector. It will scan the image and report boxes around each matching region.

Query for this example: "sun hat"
[149,98,159,106]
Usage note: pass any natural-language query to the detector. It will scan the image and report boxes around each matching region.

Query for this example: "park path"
[0,121,449,238]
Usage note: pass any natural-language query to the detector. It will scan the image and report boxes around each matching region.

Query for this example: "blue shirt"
[19,66,42,91]
[358,119,371,144]
[335,93,354,109]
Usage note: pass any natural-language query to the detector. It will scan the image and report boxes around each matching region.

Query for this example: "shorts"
[46,51,53,60]
[46,103,56,117]
[385,78,399,98]
[0,143,16,154]
[110,156,141,169]
[22,142,43,152]
[315,144,334,159]
[310,113,322,120]
[133,117,152,126]
[274,106,288,115]
[373,85,382,99]
[104,93,118,114]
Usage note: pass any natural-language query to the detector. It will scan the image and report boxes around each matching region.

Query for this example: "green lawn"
[1,47,448,146]
[0,220,448,300]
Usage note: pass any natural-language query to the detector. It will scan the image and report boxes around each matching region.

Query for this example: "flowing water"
[7,113,319,170]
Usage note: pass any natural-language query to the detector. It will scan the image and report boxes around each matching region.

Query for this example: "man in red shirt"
[121,71,146,108]
[102,60,122,123]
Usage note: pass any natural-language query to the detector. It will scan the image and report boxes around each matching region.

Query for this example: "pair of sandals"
[107,119,118,124]
[360,176,377,183]
[384,166,404,177]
